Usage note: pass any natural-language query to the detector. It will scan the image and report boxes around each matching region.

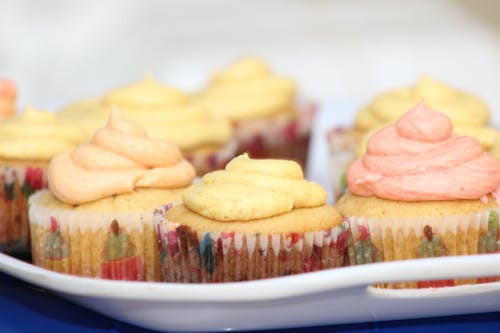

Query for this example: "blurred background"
[1,0,500,124]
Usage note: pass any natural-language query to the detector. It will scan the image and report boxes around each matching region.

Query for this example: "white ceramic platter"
[1,252,500,332]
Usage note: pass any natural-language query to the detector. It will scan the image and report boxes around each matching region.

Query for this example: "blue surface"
[0,271,500,333]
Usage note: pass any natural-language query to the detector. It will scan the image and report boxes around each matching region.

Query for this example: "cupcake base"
[0,161,47,255]
[342,203,500,289]
[154,204,348,283]
[28,190,175,281]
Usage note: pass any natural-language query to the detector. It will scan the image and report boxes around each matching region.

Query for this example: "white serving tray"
[1,252,500,332]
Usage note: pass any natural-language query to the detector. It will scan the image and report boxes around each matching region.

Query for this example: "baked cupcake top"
[48,109,196,205]
[183,153,326,221]
[0,106,87,160]
[57,75,232,152]
[355,76,489,132]
[347,102,500,202]
[0,79,16,120]
[195,57,297,121]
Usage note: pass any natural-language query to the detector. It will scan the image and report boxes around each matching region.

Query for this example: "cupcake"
[328,76,500,201]
[29,110,196,281]
[194,57,315,168]
[0,106,86,254]
[154,153,346,283]
[0,79,16,120]
[335,102,500,288]
[57,75,236,175]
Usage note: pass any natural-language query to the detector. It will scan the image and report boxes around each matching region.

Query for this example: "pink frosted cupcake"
[336,102,500,288]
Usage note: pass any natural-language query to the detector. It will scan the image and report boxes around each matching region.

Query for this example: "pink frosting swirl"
[347,102,500,201]
[48,109,196,204]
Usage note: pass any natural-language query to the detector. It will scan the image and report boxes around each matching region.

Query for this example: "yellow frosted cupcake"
[194,57,315,168]
[0,106,86,254]
[328,76,500,201]
[29,110,196,281]
[57,75,236,175]
[0,79,16,120]
[154,154,346,283]
[336,102,500,289]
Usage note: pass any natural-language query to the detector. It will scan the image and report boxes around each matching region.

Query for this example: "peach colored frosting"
[48,109,196,205]
[347,102,500,202]
[0,79,16,120]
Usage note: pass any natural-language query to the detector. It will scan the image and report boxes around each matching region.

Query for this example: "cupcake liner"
[0,164,46,254]
[186,139,238,176]
[344,208,500,288]
[29,191,163,281]
[235,102,317,168]
[154,204,348,283]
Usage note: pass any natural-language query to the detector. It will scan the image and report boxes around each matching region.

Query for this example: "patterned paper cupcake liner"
[235,102,317,168]
[154,203,349,283]
[28,191,164,281]
[344,208,500,288]
[0,163,46,254]
[186,139,238,176]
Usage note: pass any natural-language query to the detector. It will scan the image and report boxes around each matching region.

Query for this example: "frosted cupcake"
[0,106,86,254]
[328,76,499,201]
[57,75,236,175]
[29,110,196,281]
[195,57,315,168]
[336,102,500,288]
[0,79,16,120]
[155,154,346,283]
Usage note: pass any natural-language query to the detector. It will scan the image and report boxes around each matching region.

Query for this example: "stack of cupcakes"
[328,76,500,200]
[29,110,196,281]
[57,75,236,175]
[194,57,316,168]
[336,102,500,288]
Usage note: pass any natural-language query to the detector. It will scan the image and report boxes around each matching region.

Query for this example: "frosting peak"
[395,101,452,142]
[183,154,326,221]
[48,110,195,205]
[349,103,500,201]
[103,75,188,109]
[197,57,297,121]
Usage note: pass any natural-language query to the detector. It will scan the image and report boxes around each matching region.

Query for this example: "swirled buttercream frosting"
[48,109,196,205]
[355,76,489,132]
[182,153,326,221]
[347,102,500,201]
[196,57,297,121]
[0,106,87,160]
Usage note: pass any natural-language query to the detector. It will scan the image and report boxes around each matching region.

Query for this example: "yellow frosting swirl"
[356,76,489,132]
[48,109,196,205]
[57,76,232,151]
[195,57,297,121]
[0,106,87,160]
[182,154,326,221]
